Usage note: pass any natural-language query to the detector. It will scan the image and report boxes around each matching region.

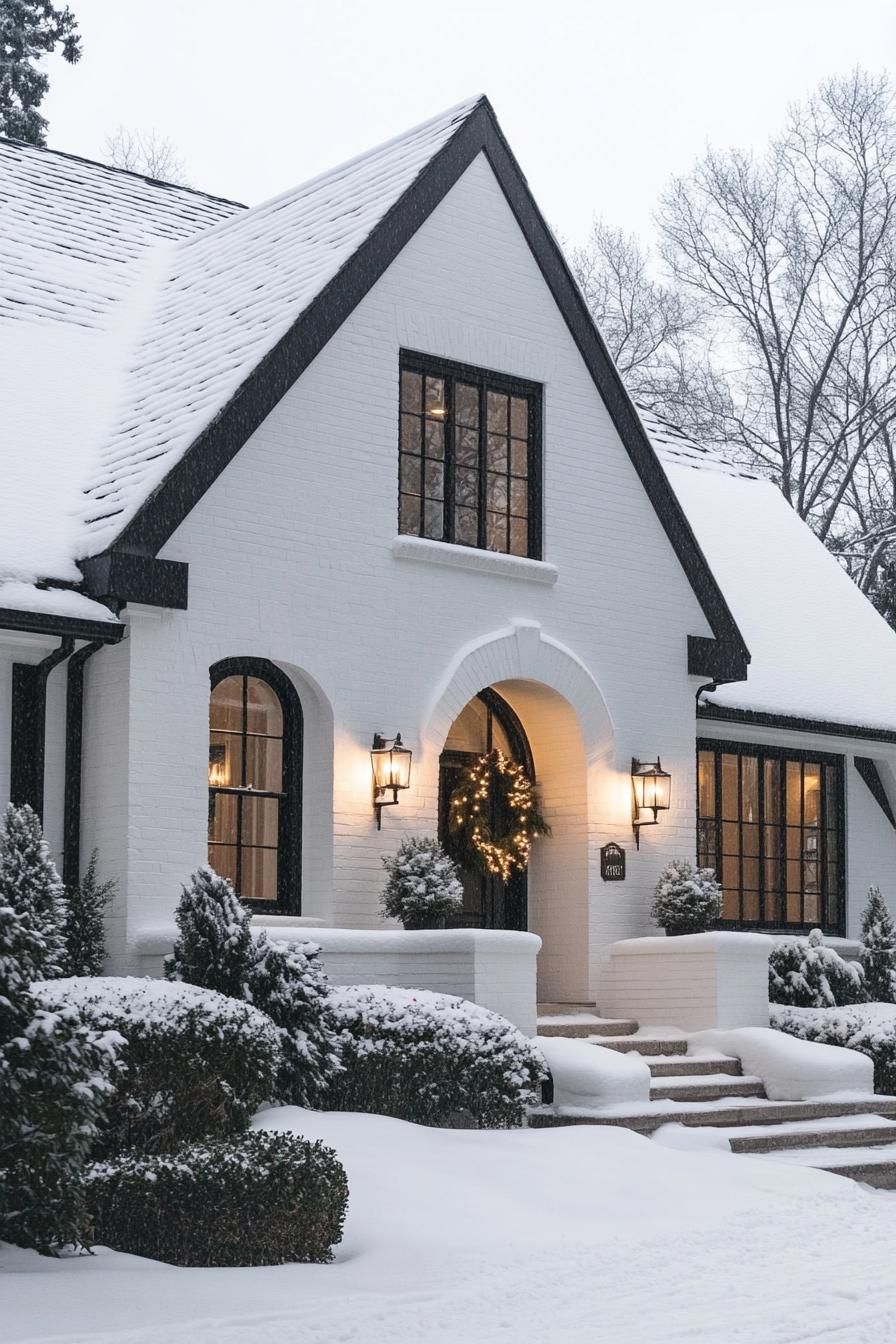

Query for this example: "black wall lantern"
[371,733,413,828]
[631,757,672,848]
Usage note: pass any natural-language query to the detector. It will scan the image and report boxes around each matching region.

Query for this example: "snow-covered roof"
[0,98,480,585]
[641,407,896,734]
[0,140,243,585]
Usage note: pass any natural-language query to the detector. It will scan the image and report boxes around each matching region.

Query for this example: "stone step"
[643,1054,742,1078]
[649,1074,765,1103]
[591,1035,689,1056]
[536,1016,638,1039]
[728,1116,896,1154]
[537,1002,597,1015]
[529,1096,896,1133]
[754,1143,896,1188]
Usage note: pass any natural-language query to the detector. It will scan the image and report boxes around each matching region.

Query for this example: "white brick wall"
[100,153,712,1000]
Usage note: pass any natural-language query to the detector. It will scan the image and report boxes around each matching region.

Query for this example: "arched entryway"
[438,688,534,930]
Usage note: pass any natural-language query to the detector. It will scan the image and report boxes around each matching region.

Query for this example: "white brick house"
[2,96,896,1014]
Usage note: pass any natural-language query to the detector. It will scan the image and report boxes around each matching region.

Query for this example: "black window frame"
[209,657,303,914]
[697,737,846,936]
[398,349,543,560]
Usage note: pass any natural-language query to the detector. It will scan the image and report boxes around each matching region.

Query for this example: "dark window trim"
[99,98,747,684]
[697,736,846,936]
[699,700,896,746]
[399,350,543,560]
[209,657,303,914]
[855,757,896,831]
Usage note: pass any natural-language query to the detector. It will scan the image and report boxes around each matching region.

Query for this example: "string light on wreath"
[448,750,550,881]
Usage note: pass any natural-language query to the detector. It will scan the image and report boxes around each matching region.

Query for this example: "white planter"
[130,923,541,1036]
[607,931,773,1032]
[278,927,542,1037]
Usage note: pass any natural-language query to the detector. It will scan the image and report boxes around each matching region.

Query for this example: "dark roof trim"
[0,606,124,643]
[698,700,896,746]
[80,552,188,610]
[855,757,896,831]
[104,98,749,678]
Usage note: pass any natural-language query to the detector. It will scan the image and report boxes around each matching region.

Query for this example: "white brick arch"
[421,620,613,1002]
[420,619,614,762]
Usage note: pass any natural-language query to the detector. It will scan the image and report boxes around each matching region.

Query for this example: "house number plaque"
[600,842,626,882]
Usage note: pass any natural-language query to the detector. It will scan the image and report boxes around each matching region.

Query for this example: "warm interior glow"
[208,744,229,789]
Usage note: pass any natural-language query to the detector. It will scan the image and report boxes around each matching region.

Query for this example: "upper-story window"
[398,352,542,559]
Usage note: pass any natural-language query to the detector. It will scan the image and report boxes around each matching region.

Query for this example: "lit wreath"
[447,749,550,881]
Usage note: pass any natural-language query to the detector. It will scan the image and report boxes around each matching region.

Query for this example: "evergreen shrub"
[87,1130,348,1266]
[769,929,866,1007]
[860,886,896,1004]
[650,859,721,935]
[773,1004,896,1094]
[33,976,279,1156]
[1,905,121,1252]
[62,850,115,976]
[167,867,339,1107]
[325,985,546,1127]
[381,836,464,929]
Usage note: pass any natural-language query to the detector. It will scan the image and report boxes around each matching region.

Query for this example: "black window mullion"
[527,393,540,560]
[819,766,829,930]
[477,379,487,550]
[763,752,768,930]
[714,746,723,910]
[444,374,456,543]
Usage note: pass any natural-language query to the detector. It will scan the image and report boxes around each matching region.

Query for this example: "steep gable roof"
[0,100,747,681]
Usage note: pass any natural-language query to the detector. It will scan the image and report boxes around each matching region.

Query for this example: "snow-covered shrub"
[165,865,252,998]
[62,850,114,976]
[1,902,121,1252]
[381,836,464,929]
[860,886,896,1004]
[772,1003,896,1094]
[768,929,866,1007]
[247,933,341,1107]
[325,985,546,1127]
[86,1130,348,1266]
[0,802,68,978]
[650,858,721,935]
[33,977,279,1156]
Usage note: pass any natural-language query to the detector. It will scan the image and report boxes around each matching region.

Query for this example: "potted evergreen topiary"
[651,858,722,936]
[381,836,464,930]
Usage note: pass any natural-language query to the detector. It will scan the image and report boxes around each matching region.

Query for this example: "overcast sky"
[41,0,896,247]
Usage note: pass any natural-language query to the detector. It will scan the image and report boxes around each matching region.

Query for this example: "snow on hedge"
[34,976,277,1042]
[772,1002,896,1095]
[691,1026,873,1101]
[536,1037,649,1109]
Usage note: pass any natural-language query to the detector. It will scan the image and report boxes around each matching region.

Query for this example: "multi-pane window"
[697,740,844,933]
[398,353,541,558]
[208,661,302,910]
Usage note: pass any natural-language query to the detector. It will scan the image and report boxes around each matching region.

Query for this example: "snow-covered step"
[726,1113,896,1154]
[649,1074,765,1103]
[529,1095,896,1133]
[536,1015,638,1039]
[753,1143,896,1188]
[588,1035,689,1056]
[643,1053,741,1078]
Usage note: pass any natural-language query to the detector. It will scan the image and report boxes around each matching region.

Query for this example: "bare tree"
[657,70,896,610]
[104,125,189,185]
[568,219,726,431]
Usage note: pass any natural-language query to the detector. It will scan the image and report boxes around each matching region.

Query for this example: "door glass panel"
[210,677,243,732]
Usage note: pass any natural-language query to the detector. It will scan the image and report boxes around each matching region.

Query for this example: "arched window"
[208,658,302,912]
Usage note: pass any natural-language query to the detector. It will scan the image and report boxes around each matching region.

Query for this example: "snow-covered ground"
[5,1105,896,1344]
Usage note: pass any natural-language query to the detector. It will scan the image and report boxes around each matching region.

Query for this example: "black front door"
[438,689,534,932]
